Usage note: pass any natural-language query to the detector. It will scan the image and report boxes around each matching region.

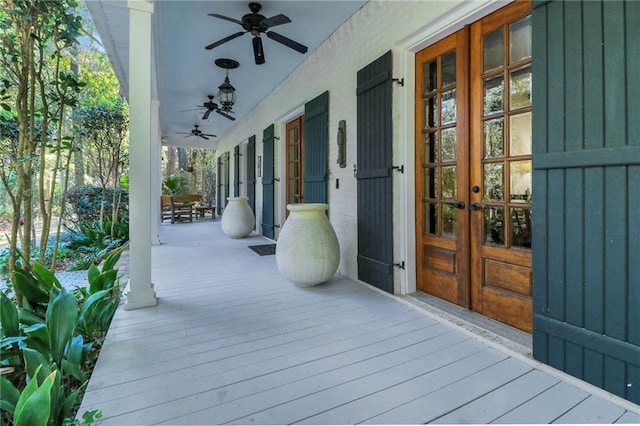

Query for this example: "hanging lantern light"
[215,58,239,112]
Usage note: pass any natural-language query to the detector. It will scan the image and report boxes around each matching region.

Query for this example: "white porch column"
[151,99,161,245]
[125,0,157,310]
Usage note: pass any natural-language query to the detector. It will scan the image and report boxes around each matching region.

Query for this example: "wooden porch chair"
[160,195,173,222]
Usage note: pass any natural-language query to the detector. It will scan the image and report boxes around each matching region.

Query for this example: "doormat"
[248,244,277,256]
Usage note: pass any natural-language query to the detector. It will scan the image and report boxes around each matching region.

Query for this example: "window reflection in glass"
[442,204,457,238]
[484,118,504,159]
[441,128,457,162]
[484,162,504,201]
[424,167,437,199]
[511,207,532,249]
[509,112,532,156]
[442,51,456,87]
[441,166,457,199]
[484,206,505,246]
[509,16,532,64]
[484,76,504,115]
[442,89,457,125]
[484,29,504,72]
[424,202,437,235]
[510,160,532,202]
[424,132,437,163]
[426,96,438,129]
[424,60,437,93]
[509,65,531,110]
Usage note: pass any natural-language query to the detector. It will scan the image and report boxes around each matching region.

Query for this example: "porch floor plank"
[78,221,639,424]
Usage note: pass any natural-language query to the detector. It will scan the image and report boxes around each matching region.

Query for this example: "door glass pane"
[441,89,457,125]
[484,76,504,115]
[426,96,438,128]
[423,132,437,163]
[441,166,456,199]
[441,128,456,162]
[424,60,437,93]
[484,163,504,201]
[424,167,437,199]
[484,206,505,246]
[442,204,457,238]
[441,51,456,87]
[511,207,532,249]
[484,118,504,159]
[510,160,532,202]
[509,112,532,156]
[509,16,532,64]
[484,28,503,72]
[288,145,297,160]
[509,65,532,109]
[423,202,437,235]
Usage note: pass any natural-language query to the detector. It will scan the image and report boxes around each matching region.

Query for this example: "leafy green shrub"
[0,249,123,425]
[66,184,129,228]
[163,169,192,195]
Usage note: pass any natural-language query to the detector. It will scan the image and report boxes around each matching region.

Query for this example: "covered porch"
[78,220,639,424]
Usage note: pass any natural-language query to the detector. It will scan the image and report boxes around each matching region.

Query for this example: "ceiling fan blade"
[216,109,236,121]
[199,135,210,140]
[261,14,291,28]
[266,31,308,54]
[202,109,212,120]
[208,13,242,25]
[184,134,193,138]
[181,107,204,112]
[202,133,217,137]
[252,36,265,65]
[205,31,245,50]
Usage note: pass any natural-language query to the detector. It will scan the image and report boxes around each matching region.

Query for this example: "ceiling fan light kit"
[206,2,308,65]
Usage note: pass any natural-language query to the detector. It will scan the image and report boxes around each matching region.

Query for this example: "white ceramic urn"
[276,203,340,286]
[221,197,255,239]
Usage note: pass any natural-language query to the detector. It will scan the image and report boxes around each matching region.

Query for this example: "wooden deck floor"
[79,220,640,425]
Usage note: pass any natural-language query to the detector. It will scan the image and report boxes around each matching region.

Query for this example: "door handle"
[469,202,482,211]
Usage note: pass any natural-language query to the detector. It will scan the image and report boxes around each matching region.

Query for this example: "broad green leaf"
[14,369,56,426]
[63,335,86,381]
[46,289,78,366]
[78,289,110,322]
[87,265,100,286]
[0,375,20,414]
[0,292,19,338]
[89,269,117,294]
[23,324,50,357]
[23,348,52,383]
[14,271,49,304]
[14,365,43,421]
[32,263,62,290]
[101,248,122,272]
[18,308,45,326]
[0,336,26,347]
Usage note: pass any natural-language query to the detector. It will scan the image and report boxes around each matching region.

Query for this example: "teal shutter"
[216,156,223,213]
[304,91,329,204]
[262,124,275,239]
[532,0,640,404]
[356,51,394,294]
[247,136,256,214]
[223,152,230,207]
[233,145,240,196]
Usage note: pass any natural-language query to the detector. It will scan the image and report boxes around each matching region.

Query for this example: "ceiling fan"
[176,124,216,140]
[205,2,308,65]
[183,95,235,121]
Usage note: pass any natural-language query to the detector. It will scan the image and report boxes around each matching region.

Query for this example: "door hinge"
[393,261,405,270]
[391,165,404,174]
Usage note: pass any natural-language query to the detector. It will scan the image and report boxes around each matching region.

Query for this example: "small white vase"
[276,203,340,286]
[221,197,255,239]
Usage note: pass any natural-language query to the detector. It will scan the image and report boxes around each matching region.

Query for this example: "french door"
[416,1,533,332]
[286,116,304,213]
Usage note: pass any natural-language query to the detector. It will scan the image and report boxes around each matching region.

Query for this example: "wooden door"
[286,116,304,211]
[416,1,532,332]
[416,31,470,306]
[357,51,394,294]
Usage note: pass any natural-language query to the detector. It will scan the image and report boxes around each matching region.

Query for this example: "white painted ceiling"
[86,0,367,148]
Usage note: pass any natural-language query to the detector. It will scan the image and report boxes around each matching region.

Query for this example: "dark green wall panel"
[532,0,640,404]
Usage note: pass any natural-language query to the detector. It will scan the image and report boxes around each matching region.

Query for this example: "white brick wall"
[219,0,509,292]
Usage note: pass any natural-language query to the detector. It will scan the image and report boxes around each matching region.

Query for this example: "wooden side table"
[194,206,216,219]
